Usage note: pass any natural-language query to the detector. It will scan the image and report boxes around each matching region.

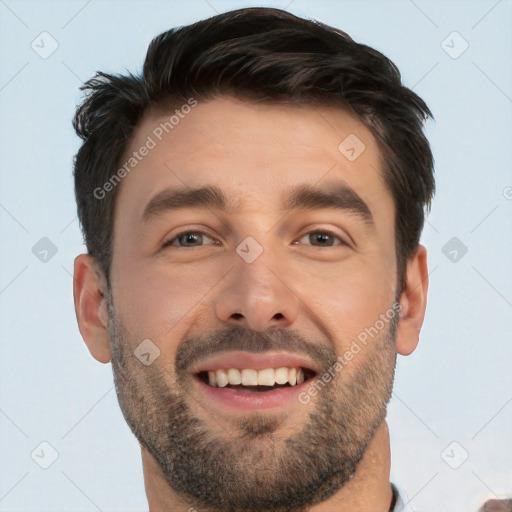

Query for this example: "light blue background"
[0,1,511,511]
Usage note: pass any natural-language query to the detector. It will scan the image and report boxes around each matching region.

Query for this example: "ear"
[73,254,111,363]
[395,244,429,356]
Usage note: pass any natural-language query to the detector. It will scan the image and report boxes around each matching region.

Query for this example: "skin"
[73,97,429,511]
[481,501,512,512]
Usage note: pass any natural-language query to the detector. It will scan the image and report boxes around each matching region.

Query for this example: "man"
[71,7,434,512]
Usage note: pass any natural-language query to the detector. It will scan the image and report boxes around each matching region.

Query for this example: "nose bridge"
[215,238,300,331]
[238,248,281,299]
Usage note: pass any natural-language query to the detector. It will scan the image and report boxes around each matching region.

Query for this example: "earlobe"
[73,254,112,363]
[395,245,429,356]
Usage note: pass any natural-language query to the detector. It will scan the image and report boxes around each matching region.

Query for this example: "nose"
[214,246,300,332]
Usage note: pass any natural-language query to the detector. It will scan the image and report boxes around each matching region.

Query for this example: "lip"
[189,350,320,374]
[193,373,312,410]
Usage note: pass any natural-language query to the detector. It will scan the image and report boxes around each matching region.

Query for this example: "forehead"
[114,96,392,223]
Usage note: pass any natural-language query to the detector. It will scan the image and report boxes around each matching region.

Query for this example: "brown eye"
[163,231,217,248]
[309,232,336,246]
[295,231,347,247]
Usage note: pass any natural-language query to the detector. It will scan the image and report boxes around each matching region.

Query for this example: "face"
[106,97,400,511]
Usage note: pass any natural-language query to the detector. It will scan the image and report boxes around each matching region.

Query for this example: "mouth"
[196,366,317,392]
[190,351,319,410]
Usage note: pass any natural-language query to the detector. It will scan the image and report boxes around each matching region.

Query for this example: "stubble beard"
[106,299,398,512]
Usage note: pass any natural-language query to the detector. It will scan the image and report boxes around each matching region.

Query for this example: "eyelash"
[162,229,349,249]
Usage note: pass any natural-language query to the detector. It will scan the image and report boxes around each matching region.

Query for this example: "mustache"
[175,325,336,374]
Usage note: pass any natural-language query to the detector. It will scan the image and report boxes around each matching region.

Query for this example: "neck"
[143,421,393,512]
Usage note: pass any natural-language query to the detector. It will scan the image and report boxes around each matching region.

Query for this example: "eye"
[294,230,349,248]
[162,230,219,248]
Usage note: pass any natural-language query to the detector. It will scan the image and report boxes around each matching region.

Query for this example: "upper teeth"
[207,367,305,387]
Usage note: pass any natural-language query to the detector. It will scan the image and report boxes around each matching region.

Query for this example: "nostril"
[273,313,284,320]
[231,313,244,320]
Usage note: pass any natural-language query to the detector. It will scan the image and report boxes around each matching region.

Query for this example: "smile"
[197,366,317,391]
[190,351,319,409]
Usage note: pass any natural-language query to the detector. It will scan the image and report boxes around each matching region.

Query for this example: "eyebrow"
[142,185,233,221]
[142,182,373,224]
[284,182,373,224]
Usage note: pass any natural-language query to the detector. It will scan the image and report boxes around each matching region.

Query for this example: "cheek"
[112,262,217,344]
[294,256,396,348]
